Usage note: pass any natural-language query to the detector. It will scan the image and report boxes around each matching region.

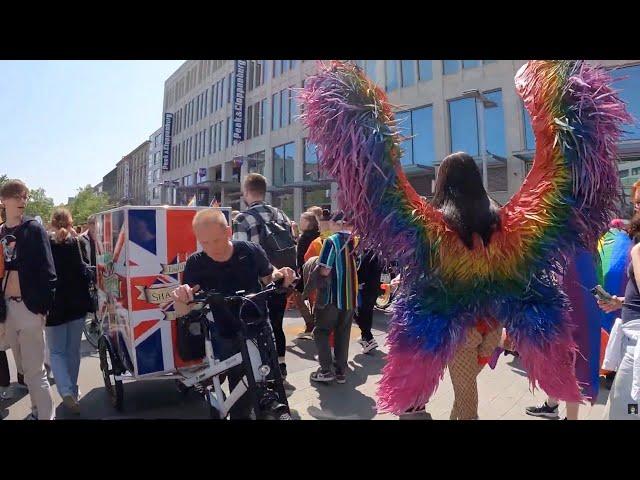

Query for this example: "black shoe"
[279,363,287,380]
[525,401,559,418]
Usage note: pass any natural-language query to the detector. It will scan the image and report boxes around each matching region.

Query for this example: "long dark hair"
[431,152,501,249]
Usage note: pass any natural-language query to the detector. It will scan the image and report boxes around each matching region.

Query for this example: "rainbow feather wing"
[298,61,447,279]
[496,60,630,281]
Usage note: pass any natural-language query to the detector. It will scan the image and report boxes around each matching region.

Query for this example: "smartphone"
[591,285,613,302]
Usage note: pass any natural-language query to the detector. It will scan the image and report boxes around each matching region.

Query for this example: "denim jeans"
[46,317,84,399]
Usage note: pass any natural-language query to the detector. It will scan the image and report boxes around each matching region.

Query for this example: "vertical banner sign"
[123,160,130,199]
[162,112,174,171]
[232,60,247,145]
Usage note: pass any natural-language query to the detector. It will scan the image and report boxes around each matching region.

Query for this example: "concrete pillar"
[264,146,273,205]
[293,137,304,221]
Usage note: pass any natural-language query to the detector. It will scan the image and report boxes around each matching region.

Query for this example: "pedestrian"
[233,173,297,380]
[0,179,56,420]
[293,211,320,339]
[598,212,640,420]
[354,249,384,354]
[78,214,98,267]
[310,211,359,384]
[46,207,93,415]
[171,208,296,419]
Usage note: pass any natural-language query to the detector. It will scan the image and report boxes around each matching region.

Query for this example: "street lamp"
[462,89,497,190]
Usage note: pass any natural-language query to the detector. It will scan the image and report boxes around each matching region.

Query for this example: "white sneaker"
[0,386,14,400]
[358,338,378,354]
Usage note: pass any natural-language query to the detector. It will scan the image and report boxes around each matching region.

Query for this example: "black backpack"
[246,206,297,269]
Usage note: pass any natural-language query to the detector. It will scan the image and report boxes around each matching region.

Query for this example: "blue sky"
[0,60,184,204]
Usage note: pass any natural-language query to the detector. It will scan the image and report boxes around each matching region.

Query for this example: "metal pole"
[476,98,488,191]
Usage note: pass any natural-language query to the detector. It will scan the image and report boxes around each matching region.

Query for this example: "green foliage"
[67,185,111,224]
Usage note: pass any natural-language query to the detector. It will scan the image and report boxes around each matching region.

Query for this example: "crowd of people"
[2,168,639,421]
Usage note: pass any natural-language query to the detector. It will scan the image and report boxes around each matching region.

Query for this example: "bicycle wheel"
[98,336,124,412]
[83,312,102,349]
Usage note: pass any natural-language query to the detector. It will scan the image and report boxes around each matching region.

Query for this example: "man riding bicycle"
[171,208,296,419]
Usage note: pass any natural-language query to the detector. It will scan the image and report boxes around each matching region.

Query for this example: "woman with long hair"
[430,153,503,419]
[47,207,92,415]
[299,60,630,418]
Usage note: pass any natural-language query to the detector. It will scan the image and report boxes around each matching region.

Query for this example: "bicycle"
[176,280,293,420]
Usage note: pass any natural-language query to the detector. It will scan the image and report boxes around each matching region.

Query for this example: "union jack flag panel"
[96,206,231,377]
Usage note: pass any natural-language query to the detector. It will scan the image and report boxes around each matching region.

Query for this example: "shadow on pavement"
[307,348,384,420]
[286,337,317,362]
[69,378,209,419]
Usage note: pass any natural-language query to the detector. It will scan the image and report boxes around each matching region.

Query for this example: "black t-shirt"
[0,223,20,271]
[183,241,275,335]
[183,241,274,296]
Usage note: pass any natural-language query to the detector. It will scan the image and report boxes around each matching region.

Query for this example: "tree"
[68,185,112,224]
[0,174,8,189]
[25,187,55,222]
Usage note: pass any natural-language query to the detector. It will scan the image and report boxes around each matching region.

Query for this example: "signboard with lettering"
[232,60,247,144]
[161,112,174,171]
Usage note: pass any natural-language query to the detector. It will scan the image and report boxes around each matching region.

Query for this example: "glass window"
[209,126,214,154]
[247,61,255,91]
[611,64,640,140]
[218,122,223,151]
[226,117,231,148]
[282,88,290,126]
[304,139,320,181]
[272,91,281,130]
[522,103,536,150]
[633,167,640,175]
[483,60,497,65]
[418,60,432,82]
[212,125,217,153]
[386,60,400,92]
[448,97,479,155]
[483,90,506,157]
[246,105,253,140]
[247,150,265,175]
[365,60,378,84]
[263,60,270,82]
[401,60,416,88]
[396,111,413,166]
[463,60,481,69]
[620,169,629,178]
[273,145,285,186]
[228,73,232,103]
[203,90,208,117]
[290,60,297,69]
[443,60,460,75]
[412,105,435,167]
[260,98,266,135]
[253,101,260,138]
[273,142,295,186]
[256,60,263,87]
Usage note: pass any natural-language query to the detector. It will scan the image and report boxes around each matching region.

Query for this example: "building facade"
[102,167,117,203]
[117,141,150,205]
[147,127,164,205]
[160,60,640,219]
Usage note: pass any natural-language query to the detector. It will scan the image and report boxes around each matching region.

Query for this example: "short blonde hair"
[192,208,228,228]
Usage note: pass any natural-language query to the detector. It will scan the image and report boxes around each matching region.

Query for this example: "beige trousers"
[4,298,54,420]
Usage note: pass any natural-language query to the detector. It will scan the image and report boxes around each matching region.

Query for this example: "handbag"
[75,238,97,313]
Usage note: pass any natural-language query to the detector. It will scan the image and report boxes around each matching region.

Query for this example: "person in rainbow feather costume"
[298,60,631,417]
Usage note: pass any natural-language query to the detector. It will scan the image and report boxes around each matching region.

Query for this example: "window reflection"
[610,64,640,140]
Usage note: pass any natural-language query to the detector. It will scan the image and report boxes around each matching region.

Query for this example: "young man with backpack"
[233,173,297,380]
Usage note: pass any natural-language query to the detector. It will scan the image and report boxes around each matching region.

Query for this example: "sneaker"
[525,401,559,418]
[45,364,54,381]
[279,363,288,381]
[399,407,430,420]
[335,371,346,384]
[0,386,14,400]
[358,338,378,354]
[25,413,38,420]
[310,369,335,383]
[62,395,80,415]
[296,329,314,340]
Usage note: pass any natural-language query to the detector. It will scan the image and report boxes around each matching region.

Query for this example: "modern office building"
[160,60,640,219]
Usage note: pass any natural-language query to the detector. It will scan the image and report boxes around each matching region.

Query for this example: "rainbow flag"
[563,249,603,403]
[598,227,632,333]
[186,195,196,207]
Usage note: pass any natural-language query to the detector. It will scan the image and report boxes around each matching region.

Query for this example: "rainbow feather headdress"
[299,60,631,414]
